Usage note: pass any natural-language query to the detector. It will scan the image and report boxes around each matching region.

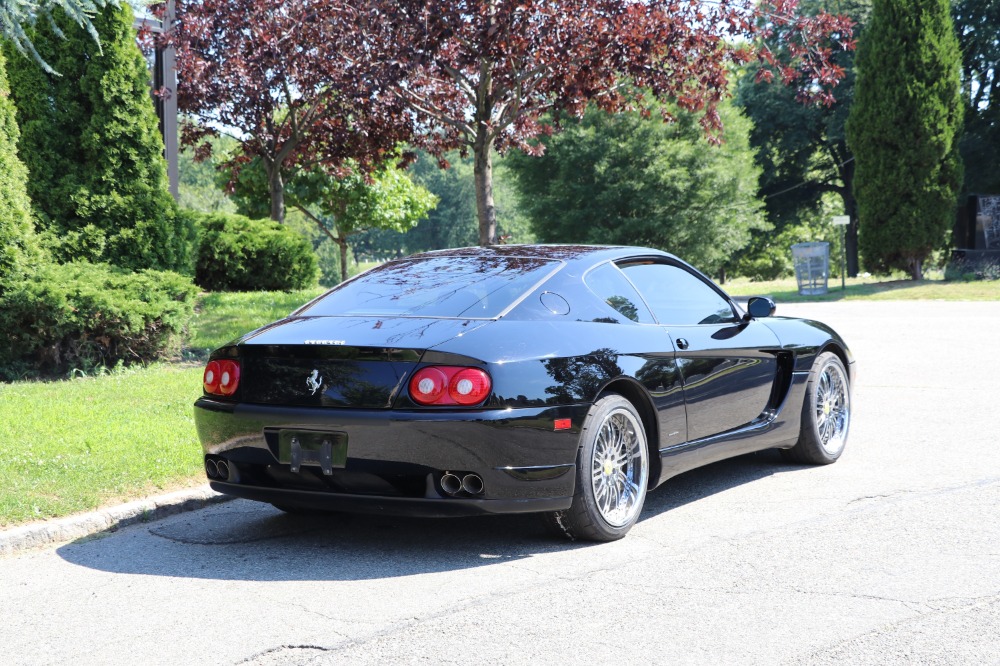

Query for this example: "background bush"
[0,262,198,379]
[191,210,319,291]
[945,255,1000,282]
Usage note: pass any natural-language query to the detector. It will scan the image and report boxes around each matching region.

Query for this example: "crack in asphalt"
[786,591,1000,664]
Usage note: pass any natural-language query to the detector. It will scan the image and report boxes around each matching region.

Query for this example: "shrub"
[0,262,198,379]
[191,210,319,291]
[0,48,40,290]
[3,4,195,274]
[944,255,1000,282]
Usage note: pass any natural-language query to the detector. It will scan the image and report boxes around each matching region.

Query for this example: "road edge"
[0,486,234,558]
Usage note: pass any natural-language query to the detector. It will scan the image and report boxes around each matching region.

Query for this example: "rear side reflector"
[204,359,241,397]
[409,366,492,406]
[554,418,572,431]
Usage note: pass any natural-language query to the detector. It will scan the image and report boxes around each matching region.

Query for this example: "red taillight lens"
[204,360,240,397]
[409,366,492,406]
[448,368,492,405]
[203,361,221,394]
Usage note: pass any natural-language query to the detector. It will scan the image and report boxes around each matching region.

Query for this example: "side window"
[584,262,655,324]
[620,263,737,325]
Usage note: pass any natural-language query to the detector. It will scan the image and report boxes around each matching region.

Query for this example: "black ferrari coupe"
[194,245,853,541]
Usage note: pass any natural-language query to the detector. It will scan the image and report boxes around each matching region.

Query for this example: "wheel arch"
[596,378,662,489]
[819,342,852,384]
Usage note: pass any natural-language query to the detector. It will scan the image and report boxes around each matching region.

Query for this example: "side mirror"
[746,296,777,319]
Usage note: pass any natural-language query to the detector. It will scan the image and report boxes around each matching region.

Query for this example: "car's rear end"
[193,250,591,516]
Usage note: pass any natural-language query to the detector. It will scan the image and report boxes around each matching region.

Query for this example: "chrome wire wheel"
[815,359,850,456]
[589,407,648,529]
[782,351,851,465]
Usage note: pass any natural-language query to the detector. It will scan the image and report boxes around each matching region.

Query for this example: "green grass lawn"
[189,286,328,357]
[1,275,997,528]
[0,364,205,526]
[723,276,1000,302]
[0,287,326,528]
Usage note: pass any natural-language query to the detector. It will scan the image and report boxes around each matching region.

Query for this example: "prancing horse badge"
[306,369,323,395]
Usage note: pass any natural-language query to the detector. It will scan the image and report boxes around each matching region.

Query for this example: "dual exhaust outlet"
[204,457,230,481]
[441,471,485,496]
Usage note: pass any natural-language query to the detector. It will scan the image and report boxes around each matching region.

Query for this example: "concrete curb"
[0,486,234,558]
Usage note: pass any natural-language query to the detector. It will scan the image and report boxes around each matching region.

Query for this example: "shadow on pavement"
[56,450,798,582]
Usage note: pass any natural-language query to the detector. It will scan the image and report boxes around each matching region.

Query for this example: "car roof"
[407,244,678,271]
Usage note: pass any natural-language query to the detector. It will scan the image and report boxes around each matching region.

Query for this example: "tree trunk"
[910,257,923,280]
[473,129,497,246]
[338,233,349,283]
[839,162,860,277]
[268,166,285,223]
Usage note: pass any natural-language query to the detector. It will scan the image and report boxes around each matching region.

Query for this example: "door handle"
[676,338,689,351]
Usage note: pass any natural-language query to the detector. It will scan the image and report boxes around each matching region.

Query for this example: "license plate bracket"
[276,430,347,476]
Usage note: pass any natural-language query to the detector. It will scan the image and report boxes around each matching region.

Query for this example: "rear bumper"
[194,398,588,516]
[209,481,572,517]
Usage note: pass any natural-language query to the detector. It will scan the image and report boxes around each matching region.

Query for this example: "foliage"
[344,0,853,245]
[0,47,40,291]
[944,255,1000,282]
[507,102,767,277]
[226,155,437,282]
[846,0,963,279]
[178,140,237,214]
[0,0,116,73]
[953,1,1000,195]
[4,3,194,273]
[167,0,411,222]
[736,0,870,277]
[190,210,319,292]
[0,262,198,380]
[734,202,844,281]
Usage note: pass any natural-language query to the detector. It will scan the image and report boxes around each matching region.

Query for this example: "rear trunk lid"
[236,316,487,408]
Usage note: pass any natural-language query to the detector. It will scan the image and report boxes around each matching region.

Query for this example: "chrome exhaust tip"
[441,472,463,495]
[215,459,230,481]
[462,474,485,495]
[205,458,219,479]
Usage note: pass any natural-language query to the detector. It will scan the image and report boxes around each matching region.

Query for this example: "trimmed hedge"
[190,210,318,292]
[0,262,198,379]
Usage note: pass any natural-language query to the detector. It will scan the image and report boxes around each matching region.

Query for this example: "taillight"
[204,359,240,397]
[409,366,491,406]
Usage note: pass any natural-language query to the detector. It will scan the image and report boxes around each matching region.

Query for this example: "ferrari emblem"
[306,369,323,395]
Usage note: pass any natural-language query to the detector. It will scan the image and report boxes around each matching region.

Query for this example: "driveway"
[1,300,998,665]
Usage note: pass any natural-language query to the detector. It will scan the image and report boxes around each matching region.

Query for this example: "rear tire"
[543,394,649,542]
[781,351,851,465]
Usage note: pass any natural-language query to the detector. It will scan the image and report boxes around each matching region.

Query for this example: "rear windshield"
[298,255,560,319]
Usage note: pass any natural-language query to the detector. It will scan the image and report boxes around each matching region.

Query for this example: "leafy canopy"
[1,0,117,73]
[507,100,768,277]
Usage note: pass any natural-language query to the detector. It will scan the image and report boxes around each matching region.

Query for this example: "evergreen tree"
[5,4,193,273]
[507,101,767,278]
[0,48,39,290]
[846,0,963,279]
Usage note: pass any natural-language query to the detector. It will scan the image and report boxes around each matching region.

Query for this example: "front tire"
[543,394,649,541]
[782,351,851,465]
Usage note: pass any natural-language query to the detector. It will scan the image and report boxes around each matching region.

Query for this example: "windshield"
[298,255,560,319]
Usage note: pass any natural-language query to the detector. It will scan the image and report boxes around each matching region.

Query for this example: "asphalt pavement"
[1,300,998,665]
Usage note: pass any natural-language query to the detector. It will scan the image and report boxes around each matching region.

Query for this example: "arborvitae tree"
[0,48,39,290]
[846,0,963,279]
[5,4,193,273]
